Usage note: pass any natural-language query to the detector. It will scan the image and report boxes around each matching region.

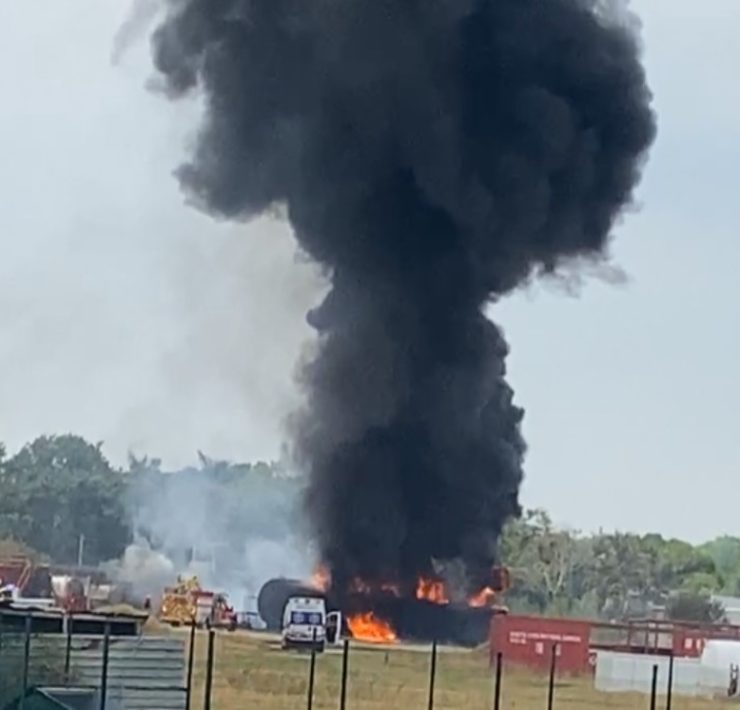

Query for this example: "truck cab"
[281,596,340,652]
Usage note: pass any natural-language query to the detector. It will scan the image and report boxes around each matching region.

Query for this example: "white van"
[281,596,341,651]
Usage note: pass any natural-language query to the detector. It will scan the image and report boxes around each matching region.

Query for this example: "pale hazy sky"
[0,2,737,542]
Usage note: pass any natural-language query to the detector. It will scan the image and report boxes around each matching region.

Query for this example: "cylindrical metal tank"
[257,578,323,630]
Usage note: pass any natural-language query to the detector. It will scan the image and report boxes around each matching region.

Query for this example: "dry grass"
[184,630,732,709]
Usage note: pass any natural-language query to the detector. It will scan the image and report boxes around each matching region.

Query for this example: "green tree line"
[0,434,737,623]
[501,509,735,622]
[0,434,288,567]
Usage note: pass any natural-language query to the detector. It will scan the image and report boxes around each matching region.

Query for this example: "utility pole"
[77,534,85,567]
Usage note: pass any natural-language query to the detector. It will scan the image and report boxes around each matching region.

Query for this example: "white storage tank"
[699,640,740,697]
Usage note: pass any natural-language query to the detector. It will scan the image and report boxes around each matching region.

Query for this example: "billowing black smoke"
[151,1,655,597]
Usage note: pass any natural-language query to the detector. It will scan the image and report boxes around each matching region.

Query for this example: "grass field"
[185,630,733,709]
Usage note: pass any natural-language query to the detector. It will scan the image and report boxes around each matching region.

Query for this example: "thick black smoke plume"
[151,0,655,595]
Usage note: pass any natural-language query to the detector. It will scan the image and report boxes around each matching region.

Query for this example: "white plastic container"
[699,640,740,697]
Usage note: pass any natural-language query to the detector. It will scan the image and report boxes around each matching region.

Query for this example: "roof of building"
[713,595,740,609]
[1,687,98,710]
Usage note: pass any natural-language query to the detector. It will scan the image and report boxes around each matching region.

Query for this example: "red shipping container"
[673,625,740,658]
[489,614,593,674]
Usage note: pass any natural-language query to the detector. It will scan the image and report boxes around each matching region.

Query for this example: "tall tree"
[667,592,726,623]
[701,536,740,594]
[500,510,594,615]
[0,436,131,564]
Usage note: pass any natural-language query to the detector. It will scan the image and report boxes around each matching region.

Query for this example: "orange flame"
[310,565,331,592]
[416,577,449,605]
[347,612,397,643]
[468,586,496,608]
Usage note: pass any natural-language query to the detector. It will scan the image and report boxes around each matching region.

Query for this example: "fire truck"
[158,576,237,630]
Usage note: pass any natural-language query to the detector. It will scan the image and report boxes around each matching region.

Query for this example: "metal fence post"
[547,643,558,710]
[339,639,350,710]
[492,652,503,710]
[204,630,215,710]
[649,664,658,710]
[427,639,438,710]
[307,628,317,710]
[64,614,73,684]
[666,654,674,710]
[186,619,196,710]
[20,614,32,710]
[99,622,111,710]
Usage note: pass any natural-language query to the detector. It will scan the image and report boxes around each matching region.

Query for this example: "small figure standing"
[728,664,738,697]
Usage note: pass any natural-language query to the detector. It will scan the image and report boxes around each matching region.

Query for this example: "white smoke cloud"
[109,459,316,610]
[102,538,176,602]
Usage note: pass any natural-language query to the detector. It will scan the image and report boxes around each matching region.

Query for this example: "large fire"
[415,577,498,608]
[347,612,397,643]
[468,586,496,608]
[344,573,498,610]
[307,566,502,645]
[310,563,505,608]
[416,577,449,604]
[310,565,331,592]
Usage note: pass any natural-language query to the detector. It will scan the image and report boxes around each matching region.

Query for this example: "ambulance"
[281,595,341,652]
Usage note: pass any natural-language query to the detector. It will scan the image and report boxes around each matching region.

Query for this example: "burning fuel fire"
[415,577,449,605]
[314,566,500,607]
[415,577,497,608]
[305,565,500,646]
[310,565,331,592]
[468,586,496,608]
[347,612,397,643]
